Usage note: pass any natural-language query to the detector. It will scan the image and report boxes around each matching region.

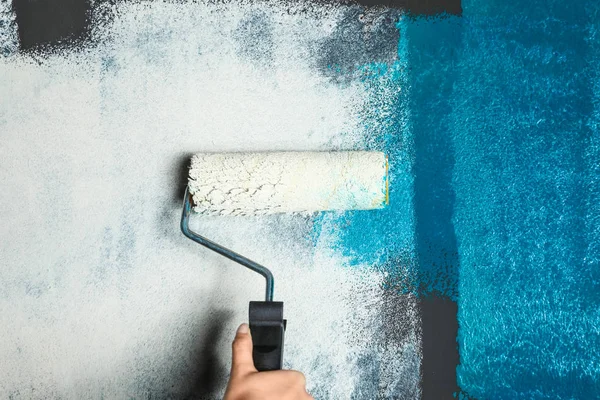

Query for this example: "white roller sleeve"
[188,151,388,215]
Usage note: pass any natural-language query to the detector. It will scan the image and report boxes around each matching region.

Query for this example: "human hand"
[224,323,313,400]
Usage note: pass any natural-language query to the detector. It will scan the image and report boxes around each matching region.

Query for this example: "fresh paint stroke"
[0,1,421,399]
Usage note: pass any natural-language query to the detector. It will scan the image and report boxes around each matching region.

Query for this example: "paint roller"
[180,151,388,371]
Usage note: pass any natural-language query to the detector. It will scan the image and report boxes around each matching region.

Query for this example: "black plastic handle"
[249,301,286,371]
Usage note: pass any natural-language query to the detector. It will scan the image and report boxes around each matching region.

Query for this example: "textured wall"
[0,1,419,398]
[404,0,600,397]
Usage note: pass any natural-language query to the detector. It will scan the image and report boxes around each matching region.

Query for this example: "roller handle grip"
[249,301,286,371]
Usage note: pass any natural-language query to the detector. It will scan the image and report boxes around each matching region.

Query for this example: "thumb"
[230,323,257,377]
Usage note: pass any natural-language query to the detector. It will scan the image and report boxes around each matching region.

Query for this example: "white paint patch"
[0,0,18,56]
[0,1,419,398]
[189,151,388,215]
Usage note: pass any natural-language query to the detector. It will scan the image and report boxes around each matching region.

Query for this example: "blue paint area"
[319,0,600,396]
[404,0,600,397]
[407,15,463,299]
[451,0,600,397]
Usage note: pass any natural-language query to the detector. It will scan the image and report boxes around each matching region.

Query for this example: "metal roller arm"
[180,187,274,302]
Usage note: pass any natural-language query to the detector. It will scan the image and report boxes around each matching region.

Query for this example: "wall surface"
[0,1,419,398]
[5,0,598,398]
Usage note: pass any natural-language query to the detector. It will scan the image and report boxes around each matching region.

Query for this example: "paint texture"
[0,0,18,56]
[0,1,418,398]
[404,0,600,397]
[452,0,600,397]
[188,152,388,215]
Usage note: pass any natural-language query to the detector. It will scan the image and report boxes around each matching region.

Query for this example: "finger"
[230,323,257,376]
[292,371,306,386]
